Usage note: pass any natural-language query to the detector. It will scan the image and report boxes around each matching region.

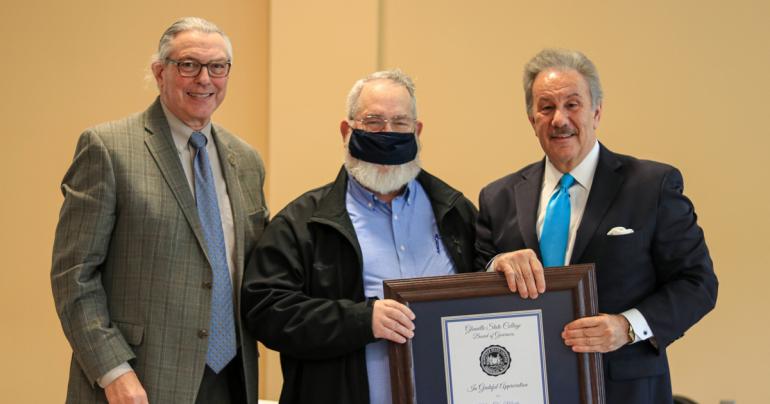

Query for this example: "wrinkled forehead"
[356,80,414,117]
[533,68,591,99]
[168,30,229,60]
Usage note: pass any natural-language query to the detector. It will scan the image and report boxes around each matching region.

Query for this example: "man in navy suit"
[475,48,718,403]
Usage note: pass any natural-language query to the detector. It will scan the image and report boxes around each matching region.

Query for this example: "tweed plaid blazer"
[51,98,268,403]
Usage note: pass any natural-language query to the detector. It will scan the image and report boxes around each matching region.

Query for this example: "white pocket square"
[607,226,634,236]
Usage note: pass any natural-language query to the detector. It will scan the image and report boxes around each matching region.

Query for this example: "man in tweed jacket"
[51,17,267,404]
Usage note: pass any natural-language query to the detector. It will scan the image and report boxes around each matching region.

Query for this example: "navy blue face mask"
[348,128,418,165]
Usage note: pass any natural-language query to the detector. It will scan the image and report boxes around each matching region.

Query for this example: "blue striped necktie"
[540,173,576,267]
[189,132,236,373]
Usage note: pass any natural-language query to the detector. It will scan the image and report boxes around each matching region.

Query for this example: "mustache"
[551,127,575,137]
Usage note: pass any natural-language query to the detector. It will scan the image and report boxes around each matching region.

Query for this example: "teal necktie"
[189,132,237,373]
[540,173,575,267]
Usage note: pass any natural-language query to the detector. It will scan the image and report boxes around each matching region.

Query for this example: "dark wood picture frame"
[383,264,604,404]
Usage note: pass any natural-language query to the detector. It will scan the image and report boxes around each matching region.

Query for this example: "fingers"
[493,249,546,299]
[561,314,629,353]
[498,260,518,294]
[520,261,537,298]
[529,254,546,294]
[372,299,416,344]
[563,316,601,331]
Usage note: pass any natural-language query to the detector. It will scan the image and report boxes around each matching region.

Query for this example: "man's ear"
[151,62,164,87]
[340,120,351,142]
[415,121,424,137]
[592,102,603,130]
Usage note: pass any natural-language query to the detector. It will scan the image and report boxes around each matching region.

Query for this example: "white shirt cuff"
[621,308,654,343]
[97,362,132,388]
[485,254,502,271]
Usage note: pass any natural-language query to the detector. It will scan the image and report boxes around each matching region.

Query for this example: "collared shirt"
[536,140,600,265]
[536,140,652,344]
[163,103,237,283]
[346,176,455,404]
[98,104,237,387]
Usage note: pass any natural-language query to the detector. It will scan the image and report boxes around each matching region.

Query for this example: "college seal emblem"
[479,344,511,376]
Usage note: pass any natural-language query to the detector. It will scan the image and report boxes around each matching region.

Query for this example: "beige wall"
[2,0,768,402]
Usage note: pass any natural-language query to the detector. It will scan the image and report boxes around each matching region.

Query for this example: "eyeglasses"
[353,115,417,132]
[166,59,232,78]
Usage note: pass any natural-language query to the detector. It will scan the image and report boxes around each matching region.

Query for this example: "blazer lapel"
[211,128,246,302]
[515,162,544,255]
[571,144,624,264]
[142,99,209,261]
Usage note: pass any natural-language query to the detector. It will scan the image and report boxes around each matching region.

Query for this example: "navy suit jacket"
[476,144,718,403]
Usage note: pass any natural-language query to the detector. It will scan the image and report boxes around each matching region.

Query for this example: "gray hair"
[346,69,417,119]
[523,48,602,117]
[152,17,233,64]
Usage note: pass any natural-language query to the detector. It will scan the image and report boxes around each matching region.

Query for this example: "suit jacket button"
[202,281,213,289]
[198,329,209,338]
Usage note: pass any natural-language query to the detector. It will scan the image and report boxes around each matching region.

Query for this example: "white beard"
[344,149,422,195]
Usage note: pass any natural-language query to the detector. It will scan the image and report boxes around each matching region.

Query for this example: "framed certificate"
[383,264,604,404]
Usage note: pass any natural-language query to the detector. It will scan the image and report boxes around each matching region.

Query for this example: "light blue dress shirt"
[346,176,456,404]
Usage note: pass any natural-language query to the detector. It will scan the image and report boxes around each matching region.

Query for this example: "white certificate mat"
[441,310,549,404]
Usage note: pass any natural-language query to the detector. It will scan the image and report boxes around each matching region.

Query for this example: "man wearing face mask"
[241,69,478,404]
